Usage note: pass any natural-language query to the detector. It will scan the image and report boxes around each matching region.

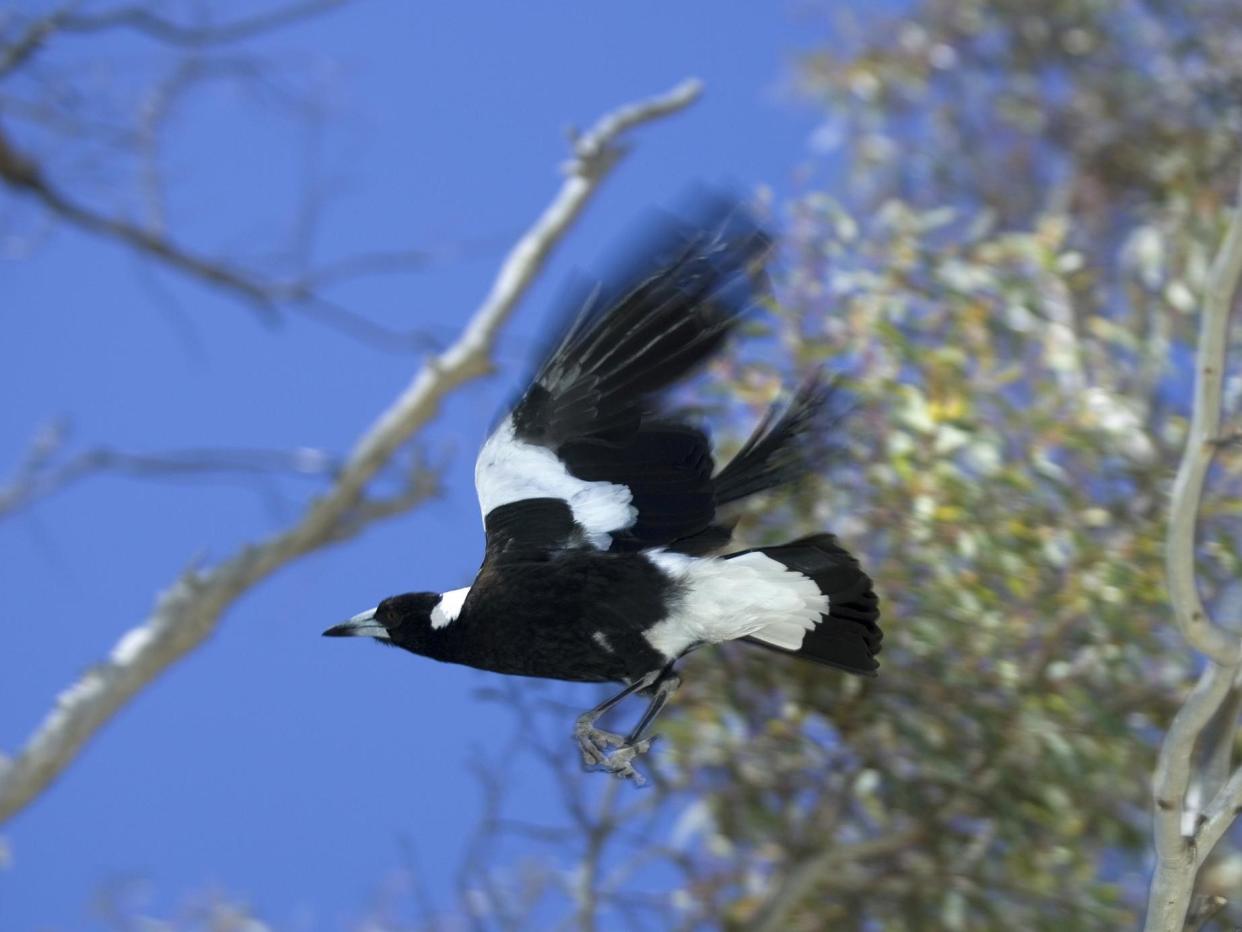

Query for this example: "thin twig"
[0,440,343,520]
[0,7,74,79]
[0,115,515,346]
[0,7,529,347]
[0,126,282,323]
[0,78,703,826]
[60,0,348,47]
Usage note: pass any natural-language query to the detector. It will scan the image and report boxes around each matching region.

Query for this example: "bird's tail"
[730,533,881,675]
[712,371,851,507]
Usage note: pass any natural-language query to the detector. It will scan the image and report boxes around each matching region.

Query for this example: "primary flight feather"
[325,197,881,783]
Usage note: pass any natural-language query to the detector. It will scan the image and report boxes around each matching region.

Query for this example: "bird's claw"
[576,720,625,760]
[574,721,625,766]
[596,737,656,785]
[574,723,658,785]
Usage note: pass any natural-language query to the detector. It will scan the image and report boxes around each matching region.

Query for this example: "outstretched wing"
[476,196,771,554]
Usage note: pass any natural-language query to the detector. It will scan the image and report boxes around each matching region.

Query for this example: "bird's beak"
[323,607,390,639]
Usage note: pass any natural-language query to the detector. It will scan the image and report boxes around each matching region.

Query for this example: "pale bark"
[1144,162,1242,930]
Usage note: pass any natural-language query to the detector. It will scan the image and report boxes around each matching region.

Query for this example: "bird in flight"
[325,197,881,783]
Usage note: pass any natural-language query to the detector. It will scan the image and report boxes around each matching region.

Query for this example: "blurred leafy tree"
[437,2,1242,930]
[14,1,1242,928]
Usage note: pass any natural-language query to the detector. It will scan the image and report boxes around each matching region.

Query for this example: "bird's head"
[323,592,443,653]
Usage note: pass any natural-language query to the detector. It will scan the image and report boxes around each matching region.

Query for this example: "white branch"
[0,78,703,825]
[1165,168,1242,666]
[1196,756,1242,870]
[1144,163,1242,931]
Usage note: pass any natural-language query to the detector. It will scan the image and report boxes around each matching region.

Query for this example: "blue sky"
[1,2,839,927]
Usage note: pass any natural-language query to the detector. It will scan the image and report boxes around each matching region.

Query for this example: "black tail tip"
[739,533,882,676]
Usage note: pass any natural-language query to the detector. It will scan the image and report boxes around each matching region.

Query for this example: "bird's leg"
[574,665,681,786]
[599,669,681,785]
[574,670,659,767]
[625,669,681,745]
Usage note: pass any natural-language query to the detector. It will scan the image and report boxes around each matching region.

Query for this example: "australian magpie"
[324,197,881,783]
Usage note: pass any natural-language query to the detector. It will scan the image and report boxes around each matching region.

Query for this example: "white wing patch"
[643,550,828,659]
[474,416,637,549]
[430,587,471,629]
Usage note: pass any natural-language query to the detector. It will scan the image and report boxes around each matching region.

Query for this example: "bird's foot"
[574,719,627,767]
[574,719,657,785]
[593,736,657,786]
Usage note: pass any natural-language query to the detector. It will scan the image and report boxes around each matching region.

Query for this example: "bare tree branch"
[60,0,349,47]
[0,114,473,348]
[453,677,681,929]
[0,7,73,80]
[0,77,703,826]
[0,107,513,351]
[0,120,284,321]
[1,13,454,346]
[0,1,349,83]
[1144,162,1242,931]
[0,423,344,520]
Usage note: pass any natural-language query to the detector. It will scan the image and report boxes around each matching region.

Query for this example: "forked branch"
[1145,162,1242,930]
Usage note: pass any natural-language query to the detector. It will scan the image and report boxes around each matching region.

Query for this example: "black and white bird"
[325,198,881,782]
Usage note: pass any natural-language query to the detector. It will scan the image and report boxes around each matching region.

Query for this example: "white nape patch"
[475,417,636,549]
[592,631,614,653]
[430,587,470,630]
[643,550,829,660]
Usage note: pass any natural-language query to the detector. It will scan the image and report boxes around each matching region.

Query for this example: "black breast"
[436,548,675,684]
